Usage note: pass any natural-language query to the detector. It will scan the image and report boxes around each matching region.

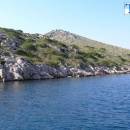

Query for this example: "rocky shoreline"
[0,58,130,82]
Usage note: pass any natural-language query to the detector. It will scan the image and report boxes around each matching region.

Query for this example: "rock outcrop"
[0,57,130,82]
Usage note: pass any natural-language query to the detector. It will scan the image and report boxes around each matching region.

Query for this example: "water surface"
[0,75,130,130]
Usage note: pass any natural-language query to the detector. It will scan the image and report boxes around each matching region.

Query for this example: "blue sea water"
[0,74,130,130]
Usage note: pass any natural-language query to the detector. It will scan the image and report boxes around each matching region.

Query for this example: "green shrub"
[16,49,36,58]
[99,60,119,67]
[99,48,106,53]
[118,56,127,62]
[21,41,37,51]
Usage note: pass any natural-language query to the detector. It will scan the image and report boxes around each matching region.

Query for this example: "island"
[0,28,130,82]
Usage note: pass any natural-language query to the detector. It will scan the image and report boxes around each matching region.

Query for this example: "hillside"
[46,29,130,66]
[0,27,130,69]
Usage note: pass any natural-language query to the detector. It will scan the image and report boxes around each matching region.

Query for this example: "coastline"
[1,58,130,82]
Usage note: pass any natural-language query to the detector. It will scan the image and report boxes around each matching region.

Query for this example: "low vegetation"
[1,27,130,68]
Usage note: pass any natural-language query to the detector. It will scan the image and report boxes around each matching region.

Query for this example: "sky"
[0,0,130,49]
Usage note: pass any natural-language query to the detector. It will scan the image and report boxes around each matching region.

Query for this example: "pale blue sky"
[0,0,130,48]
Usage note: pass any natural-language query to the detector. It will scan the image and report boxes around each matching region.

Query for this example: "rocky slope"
[0,27,130,82]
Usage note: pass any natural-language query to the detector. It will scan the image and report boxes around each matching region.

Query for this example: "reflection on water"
[0,81,25,92]
[0,75,130,130]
